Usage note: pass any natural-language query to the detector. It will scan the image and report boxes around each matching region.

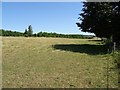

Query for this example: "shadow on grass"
[52,44,108,55]
[88,39,102,42]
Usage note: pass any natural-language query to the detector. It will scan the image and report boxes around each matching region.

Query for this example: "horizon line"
[0,28,95,36]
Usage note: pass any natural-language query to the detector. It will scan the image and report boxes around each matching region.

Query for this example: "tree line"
[35,32,94,39]
[0,25,94,39]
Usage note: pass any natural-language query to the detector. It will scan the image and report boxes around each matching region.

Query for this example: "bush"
[24,34,28,37]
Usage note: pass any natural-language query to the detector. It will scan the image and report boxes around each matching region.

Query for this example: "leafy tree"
[24,29,28,37]
[33,33,37,37]
[76,2,120,45]
[28,25,33,37]
[37,32,42,37]
[24,29,28,34]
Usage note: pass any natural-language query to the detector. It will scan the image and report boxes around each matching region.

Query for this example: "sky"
[2,2,94,35]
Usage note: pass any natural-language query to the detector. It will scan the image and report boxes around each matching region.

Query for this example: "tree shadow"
[88,39,102,42]
[52,44,108,55]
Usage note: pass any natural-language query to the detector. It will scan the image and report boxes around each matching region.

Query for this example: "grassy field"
[2,37,118,88]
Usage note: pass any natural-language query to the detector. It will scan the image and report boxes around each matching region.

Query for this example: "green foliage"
[24,34,28,37]
[33,33,37,37]
[0,29,2,36]
[28,25,33,37]
[24,29,28,37]
[24,29,28,34]
[0,29,94,39]
[76,2,120,43]
[36,31,94,39]
[113,51,120,69]
[0,29,24,36]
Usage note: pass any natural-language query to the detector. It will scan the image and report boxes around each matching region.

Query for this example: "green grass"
[2,37,118,88]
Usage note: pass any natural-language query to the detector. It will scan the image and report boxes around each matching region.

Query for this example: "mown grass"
[2,37,118,88]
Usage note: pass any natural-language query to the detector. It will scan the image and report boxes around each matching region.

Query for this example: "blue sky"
[2,2,94,35]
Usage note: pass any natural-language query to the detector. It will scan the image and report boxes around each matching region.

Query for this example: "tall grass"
[112,51,120,68]
[111,51,120,89]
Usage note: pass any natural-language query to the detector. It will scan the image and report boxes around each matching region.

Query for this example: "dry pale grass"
[2,37,118,88]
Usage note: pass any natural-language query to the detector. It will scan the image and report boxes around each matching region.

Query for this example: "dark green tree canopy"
[24,29,28,34]
[28,25,33,36]
[76,2,120,43]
